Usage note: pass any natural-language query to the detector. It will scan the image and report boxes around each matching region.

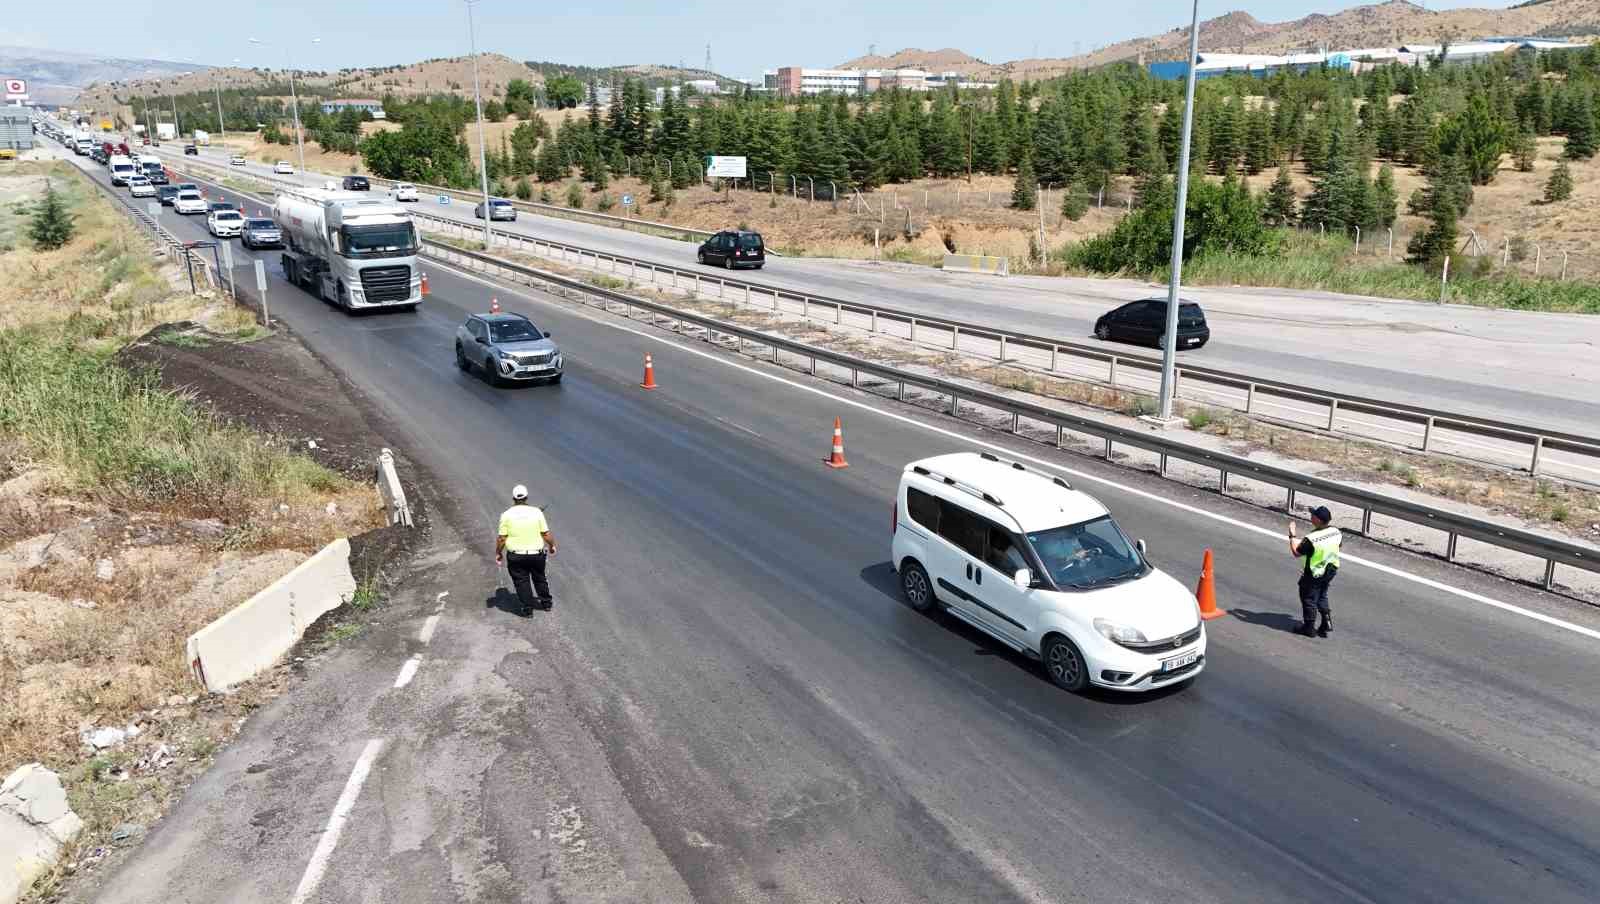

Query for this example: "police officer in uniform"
[1287,506,1340,638]
[495,484,556,616]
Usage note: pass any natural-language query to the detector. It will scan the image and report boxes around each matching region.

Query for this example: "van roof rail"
[910,464,1027,532]
[977,451,1071,490]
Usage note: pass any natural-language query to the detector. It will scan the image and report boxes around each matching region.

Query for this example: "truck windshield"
[342,222,417,258]
[1025,516,1148,591]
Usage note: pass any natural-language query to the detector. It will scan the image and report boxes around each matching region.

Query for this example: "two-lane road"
[161,141,1600,436]
[63,150,1600,904]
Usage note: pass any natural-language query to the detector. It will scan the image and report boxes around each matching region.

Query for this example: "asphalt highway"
[63,150,1600,904]
[163,142,1600,437]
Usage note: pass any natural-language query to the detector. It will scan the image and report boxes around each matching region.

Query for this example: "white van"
[891,452,1206,693]
[108,154,138,186]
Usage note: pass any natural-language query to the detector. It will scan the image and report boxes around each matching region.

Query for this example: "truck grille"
[359,266,411,302]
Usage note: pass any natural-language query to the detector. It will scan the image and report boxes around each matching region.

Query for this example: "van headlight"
[1093,618,1147,645]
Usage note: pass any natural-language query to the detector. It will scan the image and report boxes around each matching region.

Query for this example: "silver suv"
[455,311,563,385]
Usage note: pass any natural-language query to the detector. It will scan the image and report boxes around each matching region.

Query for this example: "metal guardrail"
[163,155,1600,480]
[421,238,1600,593]
[74,161,229,297]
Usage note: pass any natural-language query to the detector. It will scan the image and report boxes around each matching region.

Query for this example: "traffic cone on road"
[824,417,850,469]
[1195,548,1226,620]
[640,353,658,390]
[490,296,501,313]
[420,273,430,297]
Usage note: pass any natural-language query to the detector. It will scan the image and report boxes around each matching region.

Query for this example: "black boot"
[1317,613,1332,638]
[1296,620,1319,638]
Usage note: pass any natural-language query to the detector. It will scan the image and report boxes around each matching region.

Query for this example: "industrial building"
[761,67,997,96]
[1147,37,1590,80]
[319,98,385,117]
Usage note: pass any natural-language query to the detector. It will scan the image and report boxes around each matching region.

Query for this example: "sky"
[12,0,1520,79]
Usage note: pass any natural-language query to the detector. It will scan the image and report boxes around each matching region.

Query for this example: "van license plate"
[1162,651,1198,671]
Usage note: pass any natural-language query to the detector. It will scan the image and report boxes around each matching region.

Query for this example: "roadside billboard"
[704,155,747,179]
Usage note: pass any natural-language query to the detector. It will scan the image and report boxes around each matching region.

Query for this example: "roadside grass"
[1152,233,1600,314]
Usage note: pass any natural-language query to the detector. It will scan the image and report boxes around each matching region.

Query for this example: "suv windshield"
[490,320,542,343]
[343,222,418,257]
[244,219,275,229]
[1026,515,1148,590]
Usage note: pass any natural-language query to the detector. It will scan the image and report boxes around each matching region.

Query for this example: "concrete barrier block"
[942,252,1010,276]
[186,538,354,693]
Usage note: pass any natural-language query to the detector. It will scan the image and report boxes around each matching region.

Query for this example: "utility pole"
[465,0,493,247]
[1155,0,1202,425]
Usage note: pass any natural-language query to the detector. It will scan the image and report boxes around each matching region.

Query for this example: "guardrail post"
[951,325,960,350]
[1544,560,1557,591]
[852,367,860,388]
[718,278,725,298]
[1530,435,1545,475]
[802,296,810,319]
[809,355,817,375]
[1287,488,1297,511]
[1159,452,1168,475]
[950,392,960,417]
[1327,397,1340,431]
[898,381,906,401]
[1422,416,1434,452]
[745,285,751,305]
[1056,425,1064,448]
[1050,345,1058,371]
[871,310,879,333]
[694,273,701,295]
[999,334,1008,362]
[910,318,918,342]
[1446,532,1459,562]
[835,303,842,325]
[1245,382,1257,413]
[1011,412,1020,433]
[1108,356,1119,386]
[631,260,637,282]
[1104,437,1113,459]
[1219,469,1229,493]
[1361,508,1372,535]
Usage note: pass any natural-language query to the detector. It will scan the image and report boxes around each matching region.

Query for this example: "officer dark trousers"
[506,551,552,610]
[1298,573,1332,633]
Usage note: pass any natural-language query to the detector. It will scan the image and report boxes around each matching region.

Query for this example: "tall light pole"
[212,58,239,144]
[464,0,493,247]
[249,37,315,176]
[1155,0,1202,423]
[169,88,181,140]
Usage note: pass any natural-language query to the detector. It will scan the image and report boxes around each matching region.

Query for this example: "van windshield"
[342,222,417,257]
[1026,516,1147,590]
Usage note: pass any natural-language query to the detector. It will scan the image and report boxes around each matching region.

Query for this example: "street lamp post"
[169,89,181,140]
[465,0,493,247]
[249,37,314,176]
[212,58,239,144]
[1155,0,1202,424]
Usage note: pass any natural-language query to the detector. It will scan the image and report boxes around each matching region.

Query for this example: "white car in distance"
[207,208,245,238]
[230,155,247,166]
[273,161,294,175]
[127,176,156,197]
[390,183,418,202]
[173,191,207,215]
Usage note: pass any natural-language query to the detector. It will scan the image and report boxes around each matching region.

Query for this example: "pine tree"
[1060,178,1088,221]
[1545,159,1574,202]
[1563,99,1596,160]
[1011,152,1037,210]
[566,181,585,209]
[1406,196,1458,270]
[1263,166,1297,227]
[1209,100,1242,175]
[1373,164,1398,228]
[971,109,1002,174]
[1512,129,1538,172]
[28,182,75,251]
[514,177,533,200]
[649,163,668,203]
[583,153,609,189]
[1244,106,1274,175]
[535,140,565,182]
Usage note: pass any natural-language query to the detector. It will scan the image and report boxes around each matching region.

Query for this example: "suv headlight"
[1093,618,1147,645]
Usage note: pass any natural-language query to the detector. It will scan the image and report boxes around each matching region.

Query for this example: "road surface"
[58,149,1600,904]
[161,142,1600,437]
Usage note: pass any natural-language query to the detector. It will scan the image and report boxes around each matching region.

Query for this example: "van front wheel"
[1043,635,1089,692]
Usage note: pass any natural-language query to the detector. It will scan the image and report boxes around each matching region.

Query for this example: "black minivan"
[342,175,371,191]
[697,230,765,270]
[1093,298,1210,349]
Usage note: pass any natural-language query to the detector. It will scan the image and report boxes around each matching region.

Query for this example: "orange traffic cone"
[824,417,850,469]
[640,353,658,390]
[489,296,501,314]
[420,273,430,297]
[1195,548,1226,620]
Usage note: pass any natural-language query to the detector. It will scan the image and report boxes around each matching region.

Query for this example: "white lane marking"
[393,655,422,689]
[431,258,1600,644]
[288,738,385,904]
[418,615,441,645]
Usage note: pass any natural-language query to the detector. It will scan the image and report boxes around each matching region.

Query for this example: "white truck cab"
[891,451,1206,693]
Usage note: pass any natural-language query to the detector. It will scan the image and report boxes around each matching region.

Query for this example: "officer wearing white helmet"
[495,484,556,616]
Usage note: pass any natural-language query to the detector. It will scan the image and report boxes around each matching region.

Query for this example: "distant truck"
[192,129,209,145]
[156,122,176,141]
[272,186,422,311]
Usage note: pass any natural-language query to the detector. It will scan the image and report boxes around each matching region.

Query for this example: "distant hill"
[0,45,206,106]
[840,0,1600,82]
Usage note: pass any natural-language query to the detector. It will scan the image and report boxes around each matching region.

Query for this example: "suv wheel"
[455,343,470,371]
[899,561,936,613]
[1043,635,1088,692]
[1094,323,1111,340]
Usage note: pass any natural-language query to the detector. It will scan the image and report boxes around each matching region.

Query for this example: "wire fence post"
[1502,236,1509,268]
[1387,227,1394,259]
[1561,250,1569,280]
[1535,244,1542,277]
[1439,255,1450,304]
[1354,225,1361,249]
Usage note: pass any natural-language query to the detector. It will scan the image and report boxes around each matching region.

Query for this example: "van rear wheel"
[900,561,935,613]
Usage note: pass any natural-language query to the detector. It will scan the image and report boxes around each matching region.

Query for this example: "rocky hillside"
[841,0,1600,80]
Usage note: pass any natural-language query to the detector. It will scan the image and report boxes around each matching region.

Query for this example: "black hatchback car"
[697,230,765,270]
[342,175,370,191]
[1093,298,1210,350]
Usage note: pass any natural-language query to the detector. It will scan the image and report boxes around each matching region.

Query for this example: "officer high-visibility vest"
[499,504,549,554]
[1300,527,1342,579]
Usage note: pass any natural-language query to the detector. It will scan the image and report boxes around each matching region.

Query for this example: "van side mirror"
[1135,539,1148,555]
[1013,568,1033,591]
